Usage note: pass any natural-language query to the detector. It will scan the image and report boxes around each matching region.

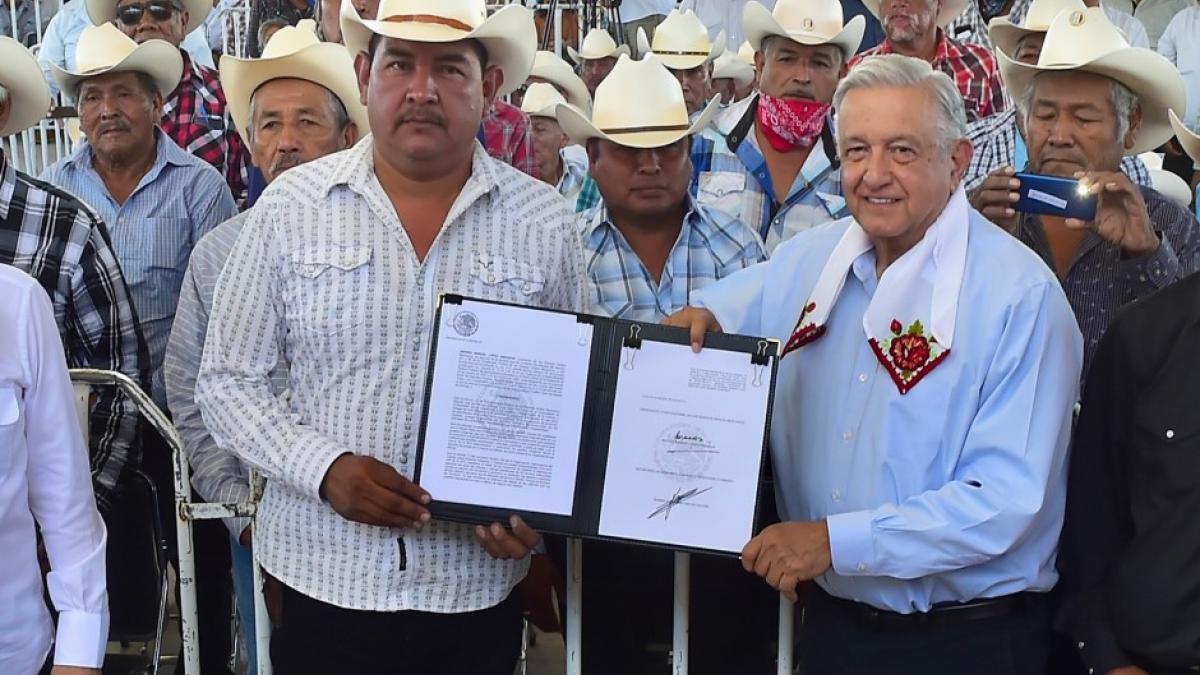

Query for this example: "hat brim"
[220,43,369,143]
[530,59,592,113]
[712,63,755,87]
[51,38,182,100]
[863,0,968,27]
[744,3,865,57]
[999,47,1187,155]
[1170,109,1200,165]
[340,4,535,96]
[566,43,630,65]
[0,37,50,137]
[556,94,721,149]
[639,27,726,70]
[86,0,211,35]
[987,18,1039,59]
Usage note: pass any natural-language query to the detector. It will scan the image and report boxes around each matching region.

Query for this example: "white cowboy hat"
[220,20,369,143]
[743,0,865,58]
[735,40,755,66]
[567,27,629,64]
[863,0,969,29]
[637,10,725,70]
[0,37,51,137]
[521,81,568,118]
[711,52,754,87]
[998,8,1186,155]
[340,0,536,96]
[555,54,720,149]
[51,23,182,99]
[987,0,1086,59]
[1149,168,1192,209]
[530,50,591,113]
[1169,109,1200,165]
[87,0,211,36]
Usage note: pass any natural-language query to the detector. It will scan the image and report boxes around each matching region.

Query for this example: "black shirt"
[1057,271,1200,672]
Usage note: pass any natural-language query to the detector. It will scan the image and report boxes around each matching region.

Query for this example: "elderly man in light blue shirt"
[670,54,1081,674]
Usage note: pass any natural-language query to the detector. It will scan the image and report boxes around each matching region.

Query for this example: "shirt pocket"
[696,171,747,220]
[468,254,547,302]
[1133,402,1200,496]
[286,243,374,339]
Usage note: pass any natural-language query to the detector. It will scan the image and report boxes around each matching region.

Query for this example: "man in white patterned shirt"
[195,1,586,673]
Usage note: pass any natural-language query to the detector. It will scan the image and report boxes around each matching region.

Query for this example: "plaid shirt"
[481,100,539,179]
[575,175,602,212]
[558,146,591,210]
[580,194,767,322]
[965,107,1151,192]
[850,28,1007,122]
[0,152,148,513]
[161,52,250,201]
[945,0,1033,48]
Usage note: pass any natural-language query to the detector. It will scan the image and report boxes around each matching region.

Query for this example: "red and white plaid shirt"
[849,29,1008,123]
[480,99,539,179]
[160,52,250,201]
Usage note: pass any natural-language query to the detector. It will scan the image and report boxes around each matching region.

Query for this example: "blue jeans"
[230,535,258,674]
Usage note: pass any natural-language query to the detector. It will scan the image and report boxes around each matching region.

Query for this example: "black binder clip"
[623,325,642,370]
[751,340,770,387]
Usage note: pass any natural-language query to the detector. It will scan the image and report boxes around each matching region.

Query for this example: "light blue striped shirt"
[693,208,1082,613]
[580,194,766,322]
[43,131,238,404]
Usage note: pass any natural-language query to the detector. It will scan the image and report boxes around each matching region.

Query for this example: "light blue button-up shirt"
[693,207,1082,613]
[42,130,237,404]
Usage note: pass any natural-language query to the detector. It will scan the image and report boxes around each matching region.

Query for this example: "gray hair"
[245,84,351,143]
[1019,71,1140,143]
[832,54,967,153]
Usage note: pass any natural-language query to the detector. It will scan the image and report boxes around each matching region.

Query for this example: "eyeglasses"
[116,0,179,25]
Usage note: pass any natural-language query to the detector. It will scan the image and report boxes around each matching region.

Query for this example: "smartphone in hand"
[1013,172,1099,220]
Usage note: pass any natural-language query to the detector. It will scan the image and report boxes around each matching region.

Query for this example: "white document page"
[597,340,770,553]
[419,300,592,516]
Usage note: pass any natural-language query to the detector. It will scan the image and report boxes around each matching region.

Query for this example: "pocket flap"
[698,171,746,198]
[1134,401,1200,445]
[471,255,546,293]
[290,244,373,278]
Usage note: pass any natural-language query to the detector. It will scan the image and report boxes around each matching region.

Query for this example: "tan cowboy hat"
[86,0,211,35]
[1149,168,1192,208]
[52,23,182,99]
[998,8,1186,155]
[637,10,725,70]
[988,0,1086,59]
[0,37,51,137]
[863,0,969,29]
[556,54,720,149]
[711,52,754,87]
[220,20,368,143]
[530,51,591,113]
[567,27,630,64]
[1169,109,1200,164]
[521,81,568,118]
[735,40,755,65]
[744,0,865,58]
[340,0,536,96]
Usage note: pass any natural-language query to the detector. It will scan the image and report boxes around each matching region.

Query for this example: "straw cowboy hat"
[735,40,755,65]
[340,0,536,96]
[0,36,51,137]
[711,52,754,87]
[636,9,725,70]
[52,23,182,99]
[988,0,1086,59]
[862,0,969,29]
[530,50,591,113]
[1169,109,1200,164]
[998,8,1187,155]
[567,27,629,64]
[220,20,369,142]
[743,0,865,57]
[555,54,720,149]
[87,0,212,35]
[1149,168,1192,209]
[521,81,568,118]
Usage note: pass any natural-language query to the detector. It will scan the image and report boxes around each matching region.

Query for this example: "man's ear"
[482,64,503,106]
[354,51,371,104]
[1123,106,1143,151]
[342,120,360,148]
[949,137,974,190]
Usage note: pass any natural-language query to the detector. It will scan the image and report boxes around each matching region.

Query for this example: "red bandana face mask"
[756,93,832,152]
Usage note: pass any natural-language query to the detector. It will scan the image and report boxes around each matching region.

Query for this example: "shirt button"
[856,562,867,572]
[400,453,409,463]
[831,489,841,501]
[858,373,867,383]
[412,336,420,345]
[1077,642,1085,649]
[1166,429,1176,439]
[842,431,853,441]
[406,395,415,405]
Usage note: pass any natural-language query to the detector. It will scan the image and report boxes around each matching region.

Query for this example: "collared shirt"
[1159,7,1200,132]
[195,137,586,612]
[618,0,676,21]
[557,144,590,208]
[37,0,214,99]
[0,265,108,674]
[481,99,539,179]
[1016,186,1199,376]
[42,130,238,405]
[575,175,602,213]
[946,0,1149,49]
[964,107,1152,193]
[1103,0,1189,48]
[850,28,1007,122]
[165,210,288,539]
[1058,271,1200,674]
[581,194,766,322]
[692,94,848,254]
[677,0,765,49]
[692,210,1082,614]
[0,152,146,514]
[161,52,250,201]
